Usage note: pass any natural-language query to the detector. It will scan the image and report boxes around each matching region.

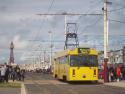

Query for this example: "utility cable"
[75,0,103,23]
[109,19,125,23]
[108,6,125,13]
[27,0,55,61]
[47,0,55,13]
[78,16,102,35]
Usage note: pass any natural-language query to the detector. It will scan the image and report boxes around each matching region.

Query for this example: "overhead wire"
[30,0,102,44]
[78,0,125,36]
[109,19,125,23]
[26,0,55,61]
[75,0,103,23]
[63,0,103,49]
[78,0,125,48]
[107,1,125,13]
[32,0,55,60]
[33,0,100,56]
[108,6,125,13]
[47,0,55,13]
[28,0,125,60]
[78,16,103,36]
[33,0,55,41]
[33,0,55,44]
[76,0,103,39]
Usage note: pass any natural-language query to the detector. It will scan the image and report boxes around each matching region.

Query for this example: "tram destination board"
[78,48,90,54]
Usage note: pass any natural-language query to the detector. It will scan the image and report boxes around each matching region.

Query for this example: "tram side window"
[55,58,60,64]
[66,56,69,64]
[60,56,67,64]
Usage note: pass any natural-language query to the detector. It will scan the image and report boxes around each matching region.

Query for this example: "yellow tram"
[53,47,98,81]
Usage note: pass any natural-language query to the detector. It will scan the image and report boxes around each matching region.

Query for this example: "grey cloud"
[0,0,125,64]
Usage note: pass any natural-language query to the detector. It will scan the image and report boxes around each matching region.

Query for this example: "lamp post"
[103,0,109,83]
[48,31,52,71]
[104,0,108,59]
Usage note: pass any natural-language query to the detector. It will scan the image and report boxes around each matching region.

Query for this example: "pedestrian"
[4,65,10,83]
[8,66,12,80]
[16,66,21,81]
[120,64,124,80]
[11,67,16,82]
[108,64,115,82]
[20,70,25,81]
[116,65,121,82]
[113,64,117,81]
[0,66,2,83]
[123,67,125,80]
[0,65,6,83]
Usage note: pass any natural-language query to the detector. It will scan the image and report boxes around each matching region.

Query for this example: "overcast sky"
[0,0,125,64]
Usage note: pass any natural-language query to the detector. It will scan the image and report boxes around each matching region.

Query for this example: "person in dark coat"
[4,65,9,83]
[20,70,25,81]
[120,65,124,80]
[16,66,21,81]
[11,68,16,82]
[108,64,115,82]
[0,66,2,83]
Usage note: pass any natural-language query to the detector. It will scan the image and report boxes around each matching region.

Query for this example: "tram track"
[25,73,52,94]
[24,73,80,94]
[24,72,125,94]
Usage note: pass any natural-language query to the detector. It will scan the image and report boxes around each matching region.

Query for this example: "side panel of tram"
[54,56,69,80]
[53,48,98,81]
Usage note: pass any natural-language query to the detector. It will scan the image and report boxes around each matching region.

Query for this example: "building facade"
[98,47,125,65]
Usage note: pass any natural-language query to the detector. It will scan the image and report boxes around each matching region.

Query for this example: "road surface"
[24,72,125,94]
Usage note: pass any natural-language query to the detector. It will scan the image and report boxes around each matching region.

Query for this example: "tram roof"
[54,47,98,58]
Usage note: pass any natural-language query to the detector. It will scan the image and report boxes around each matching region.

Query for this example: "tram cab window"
[70,55,98,67]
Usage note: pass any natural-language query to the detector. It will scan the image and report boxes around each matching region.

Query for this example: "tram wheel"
[55,74,57,78]
[63,76,67,81]
[92,80,98,84]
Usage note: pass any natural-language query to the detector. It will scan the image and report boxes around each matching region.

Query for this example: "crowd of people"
[108,64,125,82]
[0,63,25,83]
[99,63,125,82]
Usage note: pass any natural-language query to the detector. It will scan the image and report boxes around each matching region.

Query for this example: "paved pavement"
[104,80,125,88]
[0,80,22,94]
[24,72,125,94]
[0,88,21,94]
[98,79,125,88]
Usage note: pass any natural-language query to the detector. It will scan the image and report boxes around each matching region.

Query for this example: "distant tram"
[53,47,98,82]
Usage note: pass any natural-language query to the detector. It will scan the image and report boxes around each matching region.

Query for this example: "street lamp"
[103,0,112,83]
[48,31,52,70]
